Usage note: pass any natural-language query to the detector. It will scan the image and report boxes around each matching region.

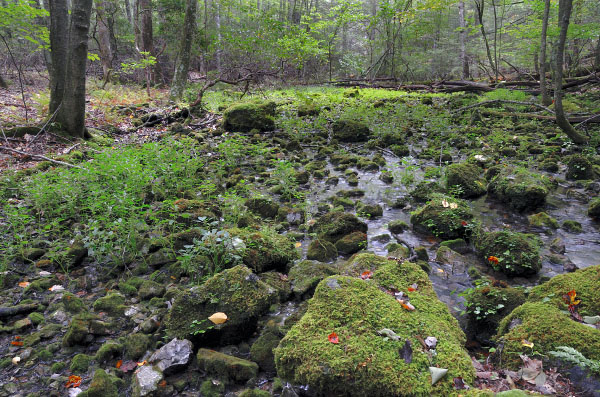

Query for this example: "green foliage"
[549,346,600,374]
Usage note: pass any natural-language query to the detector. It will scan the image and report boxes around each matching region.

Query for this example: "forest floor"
[1,80,600,397]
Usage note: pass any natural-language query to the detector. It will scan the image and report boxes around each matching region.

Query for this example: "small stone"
[148,338,193,375]
[424,336,437,349]
[133,365,163,397]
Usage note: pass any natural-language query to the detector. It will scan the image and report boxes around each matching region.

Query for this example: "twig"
[26,103,62,148]
[1,127,8,144]
[452,99,555,114]
[0,146,85,169]
[575,113,600,129]
[0,34,28,122]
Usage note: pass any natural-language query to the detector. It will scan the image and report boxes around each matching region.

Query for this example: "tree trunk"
[48,0,69,115]
[554,0,587,144]
[0,74,7,88]
[95,0,113,82]
[458,1,469,79]
[539,0,551,106]
[55,0,94,138]
[215,2,222,72]
[595,36,600,70]
[474,0,496,79]
[170,0,197,99]
[124,0,132,25]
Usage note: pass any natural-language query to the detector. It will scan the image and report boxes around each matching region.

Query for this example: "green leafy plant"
[549,346,600,374]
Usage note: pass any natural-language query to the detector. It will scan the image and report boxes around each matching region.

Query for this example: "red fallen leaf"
[158,380,167,388]
[360,271,373,280]
[119,360,137,373]
[65,375,82,388]
[10,341,24,346]
[328,332,339,344]
[461,220,468,227]
[116,359,123,369]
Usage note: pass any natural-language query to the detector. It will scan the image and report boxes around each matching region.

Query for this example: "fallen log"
[0,303,41,319]
[480,109,600,124]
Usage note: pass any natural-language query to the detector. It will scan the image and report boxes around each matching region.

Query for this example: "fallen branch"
[0,303,42,319]
[0,146,85,169]
[453,100,554,114]
[480,109,600,123]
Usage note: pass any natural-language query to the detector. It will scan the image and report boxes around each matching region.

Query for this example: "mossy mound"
[166,265,276,344]
[197,348,259,382]
[410,194,473,240]
[495,302,600,369]
[84,369,118,397]
[475,231,541,276]
[125,333,151,360]
[230,228,299,272]
[566,155,595,180]
[446,163,487,198]
[93,292,126,316]
[488,167,552,212]
[288,260,339,299]
[250,329,282,372]
[338,252,396,277]
[275,260,474,396]
[562,220,582,233]
[223,102,276,132]
[331,118,371,142]
[527,212,558,230]
[138,280,166,300]
[63,313,111,347]
[310,212,368,243]
[334,231,367,255]
[245,197,280,218]
[526,265,600,316]
[589,198,600,219]
[307,239,338,262]
[410,181,446,202]
[70,353,91,373]
[258,271,292,302]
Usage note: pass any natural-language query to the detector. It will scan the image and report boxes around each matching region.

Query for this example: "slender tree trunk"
[595,37,600,70]
[170,0,197,99]
[95,0,113,82]
[124,0,132,25]
[459,1,469,79]
[539,0,551,106]
[0,74,7,88]
[54,0,93,138]
[554,0,587,144]
[474,0,496,79]
[48,0,68,115]
[215,2,221,72]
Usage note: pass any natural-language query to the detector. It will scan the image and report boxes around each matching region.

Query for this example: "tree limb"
[0,146,85,169]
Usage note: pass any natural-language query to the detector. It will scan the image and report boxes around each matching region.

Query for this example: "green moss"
[288,260,339,299]
[562,220,582,233]
[566,155,594,180]
[246,197,279,218]
[70,354,91,373]
[63,313,99,347]
[138,280,166,300]
[27,312,44,325]
[37,349,53,361]
[93,292,126,316]
[334,231,367,255]
[446,163,487,198]
[239,389,271,397]
[166,265,276,343]
[200,379,225,397]
[589,198,600,219]
[410,194,473,240]
[95,341,123,363]
[275,263,474,396]
[306,239,338,262]
[51,362,67,372]
[197,348,259,382]
[527,265,600,316]
[331,118,371,142]
[527,212,558,229]
[496,302,600,369]
[230,228,299,272]
[465,284,525,337]
[125,333,151,360]
[223,102,276,132]
[86,369,118,397]
[475,231,541,276]
[62,292,86,313]
[258,271,292,302]
[488,167,552,212]
[310,212,368,243]
[410,181,446,202]
[250,330,282,372]
[388,220,409,234]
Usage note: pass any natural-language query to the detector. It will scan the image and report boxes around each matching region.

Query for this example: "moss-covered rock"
[566,154,595,180]
[307,239,338,262]
[63,313,110,347]
[70,353,91,373]
[310,212,368,243]
[475,231,541,276]
[200,379,225,397]
[62,292,86,313]
[356,202,383,218]
[166,265,276,344]
[258,271,292,302]
[86,369,118,397]
[410,194,473,240]
[488,167,552,212]
[526,265,600,316]
[95,341,123,363]
[387,220,409,234]
[410,181,446,202]
[275,259,474,396]
[245,197,280,218]
[589,198,600,219]
[527,212,558,230]
[138,279,166,300]
[331,118,371,142]
[93,292,126,316]
[298,103,320,117]
[446,163,487,198]
[562,220,582,233]
[239,389,271,397]
[197,348,259,382]
[230,228,299,272]
[223,102,276,132]
[125,333,151,360]
[250,329,282,372]
[334,231,367,255]
[496,302,600,369]
[288,260,339,299]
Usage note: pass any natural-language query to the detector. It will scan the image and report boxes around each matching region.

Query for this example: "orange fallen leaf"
[18,281,30,288]
[360,270,373,280]
[328,332,339,344]
[158,380,167,388]
[116,359,123,369]
[10,341,24,346]
[295,242,302,248]
[65,375,82,388]
[137,360,147,366]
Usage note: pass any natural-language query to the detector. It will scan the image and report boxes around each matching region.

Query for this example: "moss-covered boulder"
[93,292,126,316]
[166,265,276,344]
[258,271,292,302]
[250,329,282,372]
[496,302,600,369]
[229,228,299,273]
[562,220,583,233]
[138,280,166,300]
[526,265,600,316]
[223,102,276,132]
[307,239,338,262]
[125,333,151,360]
[566,155,595,180]
[527,212,558,230]
[475,231,541,276]
[245,197,280,219]
[63,313,111,347]
[275,259,474,396]
[310,212,368,243]
[62,292,85,313]
[70,353,91,373]
[410,194,473,240]
[446,163,487,198]
[410,181,446,202]
[356,202,383,218]
[331,118,371,142]
[589,198,600,219]
[334,231,367,255]
[288,260,339,299]
[488,168,552,212]
[197,348,259,382]
[85,369,118,397]
[95,341,123,363]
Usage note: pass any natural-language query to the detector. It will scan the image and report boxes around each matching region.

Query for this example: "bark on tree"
[95,0,113,82]
[0,74,7,88]
[55,0,94,138]
[135,0,155,81]
[539,0,551,106]
[458,1,469,79]
[554,0,587,144]
[48,0,68,115]
[170,0,198,99]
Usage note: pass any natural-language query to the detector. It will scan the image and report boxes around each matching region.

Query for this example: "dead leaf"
[18,281,30,288]
[208,312,228,324]
[430,367,448,385]
[119,360,137,373]
[48,285,65,292]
